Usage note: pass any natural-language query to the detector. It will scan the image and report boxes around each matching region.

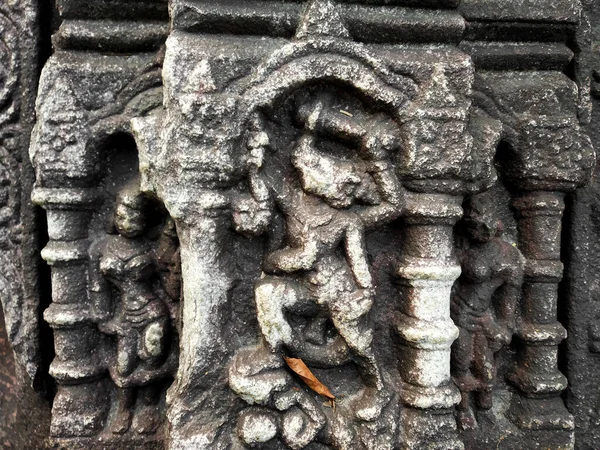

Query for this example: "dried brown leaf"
[284,356,335,400]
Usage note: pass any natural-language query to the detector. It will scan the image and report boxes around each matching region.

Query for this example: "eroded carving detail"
[451,192,524,430]
[90,181,179,435]
[230,91,405,447]
[0,1,42,385]
[22,0,600,449]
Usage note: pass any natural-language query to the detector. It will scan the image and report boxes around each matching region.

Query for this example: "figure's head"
[292,135,362,209]
[114,182,147,238]
[463,193,502,243]
[162,217,178,239]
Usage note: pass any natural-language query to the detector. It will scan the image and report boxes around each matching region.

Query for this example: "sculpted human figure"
[89,182,176,434]
[231,96,405,430]
[451,193,525,430]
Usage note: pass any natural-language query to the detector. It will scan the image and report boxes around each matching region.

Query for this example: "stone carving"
[451,192,524,430]
[0,5,21,355]
[89,181,179,435]
[0,2,52,448]
[3,0,600,449]
[0,1,43,387]
[0,10,18,124]
[471,69,594,446]
[229,92,405,447]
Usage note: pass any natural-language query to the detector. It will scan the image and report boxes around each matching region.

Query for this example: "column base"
[507,396,574,432]
[50,381,109,438]
[401,407,464,450]
[401,382,461,410]
[508,366,568,396]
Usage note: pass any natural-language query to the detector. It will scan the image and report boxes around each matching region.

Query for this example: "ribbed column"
[395,193,463,450]
[508,191,574,434]
[32,187,108,438]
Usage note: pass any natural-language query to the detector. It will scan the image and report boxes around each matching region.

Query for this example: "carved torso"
[454,238,523,316]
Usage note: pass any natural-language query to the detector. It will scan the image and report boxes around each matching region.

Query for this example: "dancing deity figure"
[231,94,405,428]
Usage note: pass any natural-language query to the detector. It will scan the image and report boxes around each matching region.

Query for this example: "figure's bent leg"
[452,328,478,430]
[228,277,307,407]
[474,332,495,410]
[329,291,388,421]
[255,277,306,353]
[265,240,319,273]
[345,225,373,289]
[331,290,379,385]
[452,327,477,391]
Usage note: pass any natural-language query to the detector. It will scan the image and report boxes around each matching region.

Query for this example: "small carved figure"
[451,193,524,430]
[90,181,178,435]
[231,94,404,437]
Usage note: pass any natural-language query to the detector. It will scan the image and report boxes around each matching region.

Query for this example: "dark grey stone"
[2,0,600,449]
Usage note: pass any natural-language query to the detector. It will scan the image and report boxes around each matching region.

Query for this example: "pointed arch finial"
[295,0,351,40]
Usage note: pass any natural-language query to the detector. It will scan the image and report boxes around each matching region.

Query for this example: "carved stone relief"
[2,0,600,449]
[451,191,525,431]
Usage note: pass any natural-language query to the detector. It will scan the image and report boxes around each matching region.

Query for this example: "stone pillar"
[508,191,573,435]
[467,70,595,447]
[32,187,108,437]
[395,192,463,450]
[164,192,236,448]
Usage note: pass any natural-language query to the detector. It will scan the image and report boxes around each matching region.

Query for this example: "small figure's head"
[114,182,147,238]
[161,217,178,239]
[292,135,362,209]
[463,193,502,243]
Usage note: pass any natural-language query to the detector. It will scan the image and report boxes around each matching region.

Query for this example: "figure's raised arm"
[232,116,273,237]
[357,160,405,229]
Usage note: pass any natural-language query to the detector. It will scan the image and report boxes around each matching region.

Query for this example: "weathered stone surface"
[4,0,600,449]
